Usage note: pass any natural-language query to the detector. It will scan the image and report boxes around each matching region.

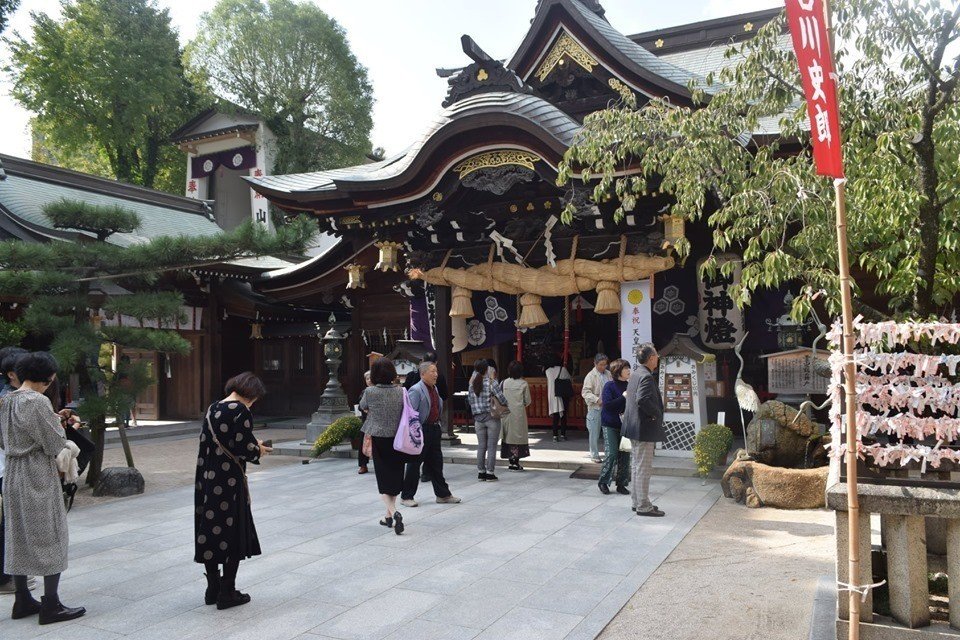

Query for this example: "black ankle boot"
[11,593,41,620]
[204,571,221,605]
[216,581,251,610]
[38,596,85,625]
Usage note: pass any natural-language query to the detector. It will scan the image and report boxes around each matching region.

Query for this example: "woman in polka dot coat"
[194,372,271,610]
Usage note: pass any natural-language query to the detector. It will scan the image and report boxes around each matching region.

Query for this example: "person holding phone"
[195,372,272,610]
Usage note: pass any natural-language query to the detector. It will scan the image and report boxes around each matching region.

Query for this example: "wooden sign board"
[761,348,829,395]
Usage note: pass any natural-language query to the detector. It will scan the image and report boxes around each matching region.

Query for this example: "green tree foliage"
[5,0,208,192]
[0,0,19,34]
[189,0,375,174]
[0,199,314,483]
[559,1,960,319]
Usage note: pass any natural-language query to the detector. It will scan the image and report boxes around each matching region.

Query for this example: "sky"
[0,0,780,161]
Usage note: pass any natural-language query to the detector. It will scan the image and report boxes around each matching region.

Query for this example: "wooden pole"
[819,2,860,637]
[835,178,861,640]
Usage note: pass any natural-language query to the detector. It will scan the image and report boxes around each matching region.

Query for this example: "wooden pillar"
[205,279,223,406]
[434,285,458,442]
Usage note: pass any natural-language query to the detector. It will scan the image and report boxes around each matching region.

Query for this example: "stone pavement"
[0,457,719,640]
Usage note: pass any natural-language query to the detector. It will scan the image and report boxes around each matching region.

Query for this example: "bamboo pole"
[820,2,860,637]
[835,179,861,639]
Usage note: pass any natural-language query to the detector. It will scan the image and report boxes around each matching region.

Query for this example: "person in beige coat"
[500,361,532,471]
[581,353,612,463]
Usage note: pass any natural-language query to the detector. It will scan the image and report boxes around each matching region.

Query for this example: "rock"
[93,467,145,497]
[721,460,828,509]
[745,400,822,468]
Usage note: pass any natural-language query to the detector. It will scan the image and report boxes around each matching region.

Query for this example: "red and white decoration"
[785,0,845,178]
[827,320,960,472]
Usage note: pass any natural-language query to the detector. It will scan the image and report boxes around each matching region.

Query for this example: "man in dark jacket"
[621,343,664,517]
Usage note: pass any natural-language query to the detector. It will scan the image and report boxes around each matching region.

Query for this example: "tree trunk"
[912,104,941,317]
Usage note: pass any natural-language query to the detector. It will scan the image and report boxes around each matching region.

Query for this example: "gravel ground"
[598,497,836,640]
[69,427,304,509]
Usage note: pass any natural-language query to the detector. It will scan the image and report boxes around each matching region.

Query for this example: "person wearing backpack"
[545,358,573,442]
[468,359,509,481]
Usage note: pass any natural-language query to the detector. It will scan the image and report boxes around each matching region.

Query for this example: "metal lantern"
[249,322,263,340]
[344,263,367,289]
[375,241,403,272]
[766,293,812,350]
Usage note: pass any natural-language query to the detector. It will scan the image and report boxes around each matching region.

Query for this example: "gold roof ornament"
[535,30,599,82]
[744,22,754,32]
[374,241,404,272]
[654,38,665,49]
[344,263,367,289]
[477,68,489,81]
[453,150,541,179]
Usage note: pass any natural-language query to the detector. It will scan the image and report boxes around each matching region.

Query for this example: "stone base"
[722,460,828,509]
[305,408,352,444]
[93,466,145,497]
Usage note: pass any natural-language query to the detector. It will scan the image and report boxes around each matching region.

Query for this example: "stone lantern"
[305,316,353,443]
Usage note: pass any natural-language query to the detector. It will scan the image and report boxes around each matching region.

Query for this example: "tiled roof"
[0,155,221,246]
[247,92,581,195]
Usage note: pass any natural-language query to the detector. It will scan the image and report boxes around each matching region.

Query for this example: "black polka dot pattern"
[193,400,262,564]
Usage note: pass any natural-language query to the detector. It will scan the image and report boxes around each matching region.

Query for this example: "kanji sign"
[697,254,745,350]
[785,0,844,177]
[620,280,652,368]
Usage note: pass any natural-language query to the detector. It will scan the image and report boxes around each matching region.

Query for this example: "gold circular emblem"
[627,289,644,305]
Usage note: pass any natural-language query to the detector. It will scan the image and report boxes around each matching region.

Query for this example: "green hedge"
[693,423,734,479]
[311,415,362,458]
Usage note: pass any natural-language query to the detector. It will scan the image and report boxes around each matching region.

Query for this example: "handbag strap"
[205,409,252,505]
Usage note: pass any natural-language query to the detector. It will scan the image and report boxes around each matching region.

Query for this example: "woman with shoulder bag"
[195,372,272,610]
[359,358,409,535]
[0,352,85,625]
[545,357,573,442]
[598,359,632,496]
[468,359,509,481]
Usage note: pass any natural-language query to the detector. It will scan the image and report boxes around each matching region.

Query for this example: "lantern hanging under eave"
[662,214,685,249]
[344,263,367,289]
[250,322,263,340]
[375,241,403,272]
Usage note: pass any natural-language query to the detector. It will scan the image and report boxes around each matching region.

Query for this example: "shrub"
[693,423,734,479]
[311,415,362,458]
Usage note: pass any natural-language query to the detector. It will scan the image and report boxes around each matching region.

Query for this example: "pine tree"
[0,199,313,485]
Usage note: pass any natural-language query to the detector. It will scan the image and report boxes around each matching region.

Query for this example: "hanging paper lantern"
[663,214,686,248]
[344,263,367,289]
[375,241,403,272]
[450,286,474,318]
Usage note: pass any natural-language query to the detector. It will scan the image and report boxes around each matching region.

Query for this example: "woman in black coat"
[194,372,272,609]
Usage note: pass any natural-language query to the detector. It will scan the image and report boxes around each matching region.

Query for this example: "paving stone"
[420,577,537,628]
[381,617,480,640]
[473,606,583,640]
[520,568,623,616]
[314,588,443,640]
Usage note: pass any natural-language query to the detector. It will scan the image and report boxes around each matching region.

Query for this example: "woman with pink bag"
[359,357,415,535]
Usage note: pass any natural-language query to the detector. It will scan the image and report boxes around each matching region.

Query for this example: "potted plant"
[693,423,734,480]
[311,415,362,458]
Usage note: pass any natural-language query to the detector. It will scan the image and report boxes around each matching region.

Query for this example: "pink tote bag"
[393,388,424,456]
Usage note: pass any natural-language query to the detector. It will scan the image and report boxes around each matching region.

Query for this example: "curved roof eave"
[245,92,581,203]
[507,0,717,103]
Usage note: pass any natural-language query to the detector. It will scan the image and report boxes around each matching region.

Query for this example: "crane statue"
[734,331,760,446]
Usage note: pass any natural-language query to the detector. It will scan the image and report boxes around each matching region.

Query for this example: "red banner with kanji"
[784,0,844,178]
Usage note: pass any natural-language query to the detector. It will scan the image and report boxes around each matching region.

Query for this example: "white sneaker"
[401,499,419,508]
